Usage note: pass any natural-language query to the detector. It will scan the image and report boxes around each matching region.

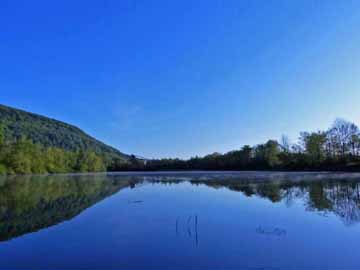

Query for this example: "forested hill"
[0,104,128,162]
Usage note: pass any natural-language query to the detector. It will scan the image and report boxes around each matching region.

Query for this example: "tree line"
[0,126,106,175]
[2,118,360,174]
[118,118,360,172]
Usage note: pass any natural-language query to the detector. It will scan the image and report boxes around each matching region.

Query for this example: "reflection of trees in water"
[155,177,360,225]
[300,182,360,225]
[0,174,137,242]
[151,178,360,225]
[1,174,360,243]
[324,182,360,225]
[199,179,360,225]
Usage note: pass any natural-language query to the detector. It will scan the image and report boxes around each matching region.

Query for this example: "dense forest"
[118,118,360,172]
[0,104,131,174]
[0,104,128,164]
[0,126,106,174]
[1,103,360,174]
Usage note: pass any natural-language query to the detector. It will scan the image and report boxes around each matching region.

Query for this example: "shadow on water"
[1,172,360,243]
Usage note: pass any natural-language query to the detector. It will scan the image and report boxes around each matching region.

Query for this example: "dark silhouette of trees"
[327,119,359,157]
[114,118,360,172]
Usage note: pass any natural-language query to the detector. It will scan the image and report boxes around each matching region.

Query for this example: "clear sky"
[1,0,360,158]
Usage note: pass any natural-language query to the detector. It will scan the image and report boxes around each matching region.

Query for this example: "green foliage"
[0,138,106,175]
[44,148,70,173]
[300,132,327,164]
[2,102,360,173]
[0,164,6,174]
[0,125,5,172]
[76,151,106,172]
[0,124,4,146]
[6,139,34,174]
[0,104,128,166]
[254,140,281,168]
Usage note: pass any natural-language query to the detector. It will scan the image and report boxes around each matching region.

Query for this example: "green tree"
[0,125,6,174]
[29,143,47,174]
[255,140,281,168]
[300,132,327,165]
[45,148,68,173]
[85,152,106,172]
[6,138,34,174]
[76,151,105,172]
[0,124,4,146]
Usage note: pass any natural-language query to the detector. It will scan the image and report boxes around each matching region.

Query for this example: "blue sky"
[1,0,360,158]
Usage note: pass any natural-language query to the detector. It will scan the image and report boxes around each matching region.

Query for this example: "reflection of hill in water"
[0,174,135,242]
[1,173,360,243]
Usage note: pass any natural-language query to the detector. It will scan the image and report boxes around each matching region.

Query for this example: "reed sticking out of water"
[175,214,198,246]
[176,217,179,235]
[195,215,198,246]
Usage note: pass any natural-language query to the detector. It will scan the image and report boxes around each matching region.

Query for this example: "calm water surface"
[1,172,360,270]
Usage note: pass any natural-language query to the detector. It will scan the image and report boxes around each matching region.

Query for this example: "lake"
[1,171,360,270]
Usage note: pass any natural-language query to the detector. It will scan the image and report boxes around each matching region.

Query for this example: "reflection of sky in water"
[0,173,360,269]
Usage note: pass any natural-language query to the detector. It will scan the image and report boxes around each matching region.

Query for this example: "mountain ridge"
[0,104,129,163]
